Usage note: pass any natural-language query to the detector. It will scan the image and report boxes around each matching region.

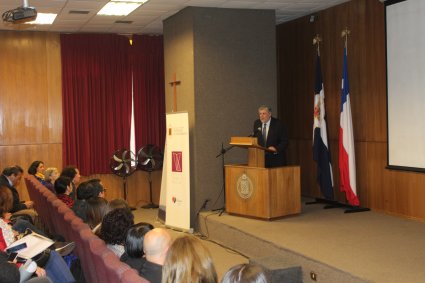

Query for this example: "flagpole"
[306,34,338,206]
[338,27,370,214]
[307,34,325,206]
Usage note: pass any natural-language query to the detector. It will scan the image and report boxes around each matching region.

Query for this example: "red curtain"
[61,34,132,175]
[131,35,166,152]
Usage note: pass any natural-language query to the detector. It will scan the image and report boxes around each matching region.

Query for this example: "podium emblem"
[236,173,254,199]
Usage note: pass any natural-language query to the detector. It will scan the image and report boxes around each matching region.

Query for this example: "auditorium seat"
[104,252,130,283]
[24,175,149,283]
[51,200,68,236]
[80,229,101,283]
[69,217,87,247]
[121,269,145,283]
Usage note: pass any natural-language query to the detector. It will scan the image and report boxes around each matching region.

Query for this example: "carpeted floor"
[134,199,425,283]
[132,208,248,281]
[198,198,425,283]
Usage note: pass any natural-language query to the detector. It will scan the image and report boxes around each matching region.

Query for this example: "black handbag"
[31,248,51,267]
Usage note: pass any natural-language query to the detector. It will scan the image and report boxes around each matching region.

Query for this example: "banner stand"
[162,112,191,231]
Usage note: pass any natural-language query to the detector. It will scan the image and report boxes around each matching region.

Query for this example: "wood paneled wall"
[0,31,161,206]
[277,0,425,221]
[0,31,62,201]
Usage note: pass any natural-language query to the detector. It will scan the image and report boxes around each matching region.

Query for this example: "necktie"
[262,123,267,144]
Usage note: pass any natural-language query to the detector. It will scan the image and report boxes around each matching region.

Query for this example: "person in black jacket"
[120,222,154,270]
[139,228,172,283]
[0,252,20,283]
[0,166,34,213]
[253,105,288,168]
[59,166,80,200]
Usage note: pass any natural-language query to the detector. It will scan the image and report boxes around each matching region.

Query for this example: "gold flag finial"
[313,34,322,55]
[341,27,350,49]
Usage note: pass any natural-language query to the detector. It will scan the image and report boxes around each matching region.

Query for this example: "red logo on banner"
[172,197,176,203]
[172,151,182,172]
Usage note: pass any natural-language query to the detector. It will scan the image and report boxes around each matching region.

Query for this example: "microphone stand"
[214,142,234,216]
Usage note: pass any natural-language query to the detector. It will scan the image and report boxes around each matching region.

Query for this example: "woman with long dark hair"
[28,161,48,186]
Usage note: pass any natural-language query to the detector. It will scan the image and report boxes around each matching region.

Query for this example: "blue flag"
[313,53,334,200]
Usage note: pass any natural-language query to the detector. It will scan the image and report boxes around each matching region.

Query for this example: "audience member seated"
[43,168,59,193]
[71,182,88,222]
[0,166,37,224]
[162,235,217,283]
[0,254,20,283]
[0,180,45,238]
[0,185,74,253]
[28,161,48,187]
[0,166,33,213]
[59,166,81,200]
[138,227,171,283]
[85,179,106,199]
[221,264,269,283]
[100,208,134,257]
[0,249,70,283]
[0,187,75,283]
[72,179,105,222]
[0,184,47,240]
[119,222,154,270]
[85,197,109,233]
[0,252,53,283]
[53,177,74,208]
[108,198,129,210]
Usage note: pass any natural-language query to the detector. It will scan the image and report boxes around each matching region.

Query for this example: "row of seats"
[24,175,148,283]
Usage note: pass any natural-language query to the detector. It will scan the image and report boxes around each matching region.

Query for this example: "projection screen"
[386,0,425,171]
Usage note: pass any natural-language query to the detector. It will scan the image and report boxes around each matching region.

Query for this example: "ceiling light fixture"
[25,13,57,24]
[98,0,148,16]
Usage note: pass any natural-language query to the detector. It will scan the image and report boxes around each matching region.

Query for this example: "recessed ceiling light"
[115,20,133,24]
[98,0,148,16]
[69,10,90,15]
[113,0,147,2]
[25,13,57,25]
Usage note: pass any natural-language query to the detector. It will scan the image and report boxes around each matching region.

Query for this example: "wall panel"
[0,31,63,201]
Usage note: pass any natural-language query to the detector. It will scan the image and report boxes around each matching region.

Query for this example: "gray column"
[164,6,277,228]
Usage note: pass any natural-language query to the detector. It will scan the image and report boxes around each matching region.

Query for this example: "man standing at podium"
[253,105,288,168]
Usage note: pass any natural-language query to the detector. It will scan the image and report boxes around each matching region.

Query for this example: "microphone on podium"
[248,127,262,137]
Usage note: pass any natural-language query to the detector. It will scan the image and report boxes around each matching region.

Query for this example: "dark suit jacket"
[120,253,143,271]
[139,258,162,283]
[0,175,26,213]
[253,117,288,167]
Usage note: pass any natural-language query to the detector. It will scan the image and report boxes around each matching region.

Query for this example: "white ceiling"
[0,0,350,34]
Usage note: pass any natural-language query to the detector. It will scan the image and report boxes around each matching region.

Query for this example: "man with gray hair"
[253,105,288,167]
[139,228,172,283]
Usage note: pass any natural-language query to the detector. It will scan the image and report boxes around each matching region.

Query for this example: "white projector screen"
[386,0,425,171]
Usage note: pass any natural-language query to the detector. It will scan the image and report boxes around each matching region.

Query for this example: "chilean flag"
[313,53,334,200]
[339,47,359,206]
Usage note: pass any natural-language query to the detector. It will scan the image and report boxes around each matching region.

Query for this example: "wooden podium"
[225,137,301,220]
